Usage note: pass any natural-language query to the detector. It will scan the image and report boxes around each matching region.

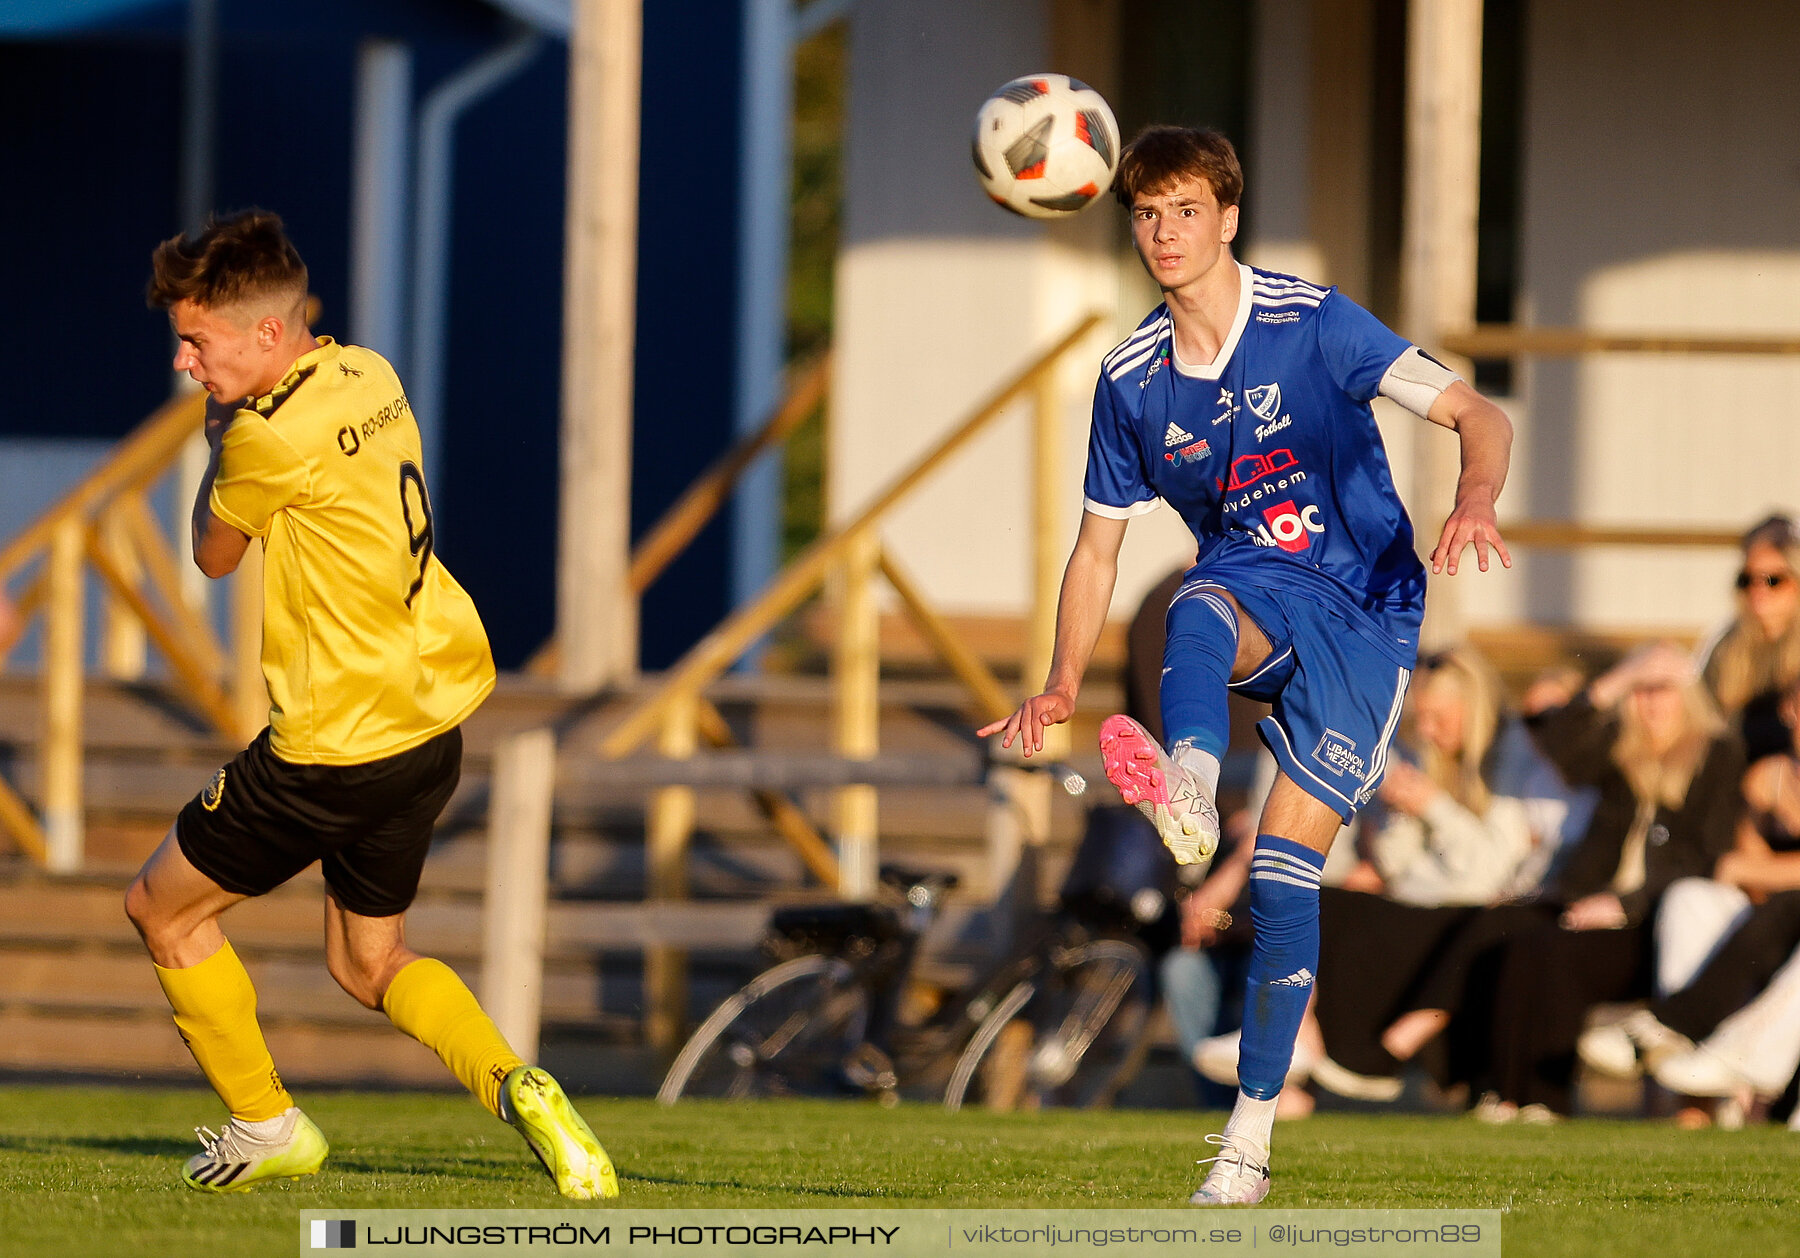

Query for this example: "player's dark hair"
[1113,126,1244,210]
[147,209,309,313]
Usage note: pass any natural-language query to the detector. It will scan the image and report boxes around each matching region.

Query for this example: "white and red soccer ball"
[972,74,1121,220]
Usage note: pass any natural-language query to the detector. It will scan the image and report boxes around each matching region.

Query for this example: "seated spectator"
[1578,672,1800,1115]
[1360,647,1577,908]
[1191,647,1583,1100]
[1377,642,1743,1121]
[1699,513,1800,762]
[1651,941,1800,1130]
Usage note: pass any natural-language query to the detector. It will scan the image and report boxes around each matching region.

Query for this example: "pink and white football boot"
[1098,714,1220,869]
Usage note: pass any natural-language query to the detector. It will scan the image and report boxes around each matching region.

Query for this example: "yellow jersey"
[210,338,495,765]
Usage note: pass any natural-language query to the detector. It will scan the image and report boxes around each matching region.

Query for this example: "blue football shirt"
[1083,264,1429,665]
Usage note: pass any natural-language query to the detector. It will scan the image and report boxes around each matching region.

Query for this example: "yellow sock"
[383,958,524,1117]
[154,940,293,1122]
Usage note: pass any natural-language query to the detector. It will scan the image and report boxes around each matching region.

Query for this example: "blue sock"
[1238,835,1325,1099]
[1160,582,1237,758]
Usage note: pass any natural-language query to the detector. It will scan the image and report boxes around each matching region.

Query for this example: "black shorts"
[177,726,463,918]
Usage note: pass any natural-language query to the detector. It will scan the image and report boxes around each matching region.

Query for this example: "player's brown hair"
[146,209,309,313]
[1113,126,1244,210]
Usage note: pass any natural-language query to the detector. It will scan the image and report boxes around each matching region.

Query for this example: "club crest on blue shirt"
[1246,383,1282,422]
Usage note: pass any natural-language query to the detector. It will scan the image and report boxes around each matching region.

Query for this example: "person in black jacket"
[1376,642,1744,1119]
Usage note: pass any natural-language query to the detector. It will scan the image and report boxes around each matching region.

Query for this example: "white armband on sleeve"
[1083,496,1161,520]
[1378,346,1463,419]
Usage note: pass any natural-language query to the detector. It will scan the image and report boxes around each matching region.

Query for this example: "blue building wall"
[0,0,742,673]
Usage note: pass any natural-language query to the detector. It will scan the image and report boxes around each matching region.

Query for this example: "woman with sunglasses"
[1700,514,1800,762]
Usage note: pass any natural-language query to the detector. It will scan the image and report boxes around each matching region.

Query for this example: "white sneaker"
[1579,1009,1692,1079]
[1189,1135,1271,1205]
[1193,1030,1400,1102]
[182,1107,328,1193]
[1308,1054,1405,1102]
[1652,1044,1755,1099]
[1099,715,1220,868]
[1576,1022,1641,1079]
[1470,1091,1517,1124]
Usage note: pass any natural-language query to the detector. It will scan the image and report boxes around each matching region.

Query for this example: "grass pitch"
[0,1086,1793,1257]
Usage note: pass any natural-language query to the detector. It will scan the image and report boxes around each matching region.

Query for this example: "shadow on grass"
[623,1171,884,1199]
[0,1134,193,1158]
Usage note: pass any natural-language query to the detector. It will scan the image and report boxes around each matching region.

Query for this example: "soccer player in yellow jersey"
[124,210,618,1200]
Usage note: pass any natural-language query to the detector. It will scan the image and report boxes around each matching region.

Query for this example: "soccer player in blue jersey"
[980,127,1513,1204]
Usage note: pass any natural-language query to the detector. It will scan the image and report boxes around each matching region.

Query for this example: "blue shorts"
[1178,577,1412,822]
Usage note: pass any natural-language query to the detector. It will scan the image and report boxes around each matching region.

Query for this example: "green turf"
[0,1087,1793,1257]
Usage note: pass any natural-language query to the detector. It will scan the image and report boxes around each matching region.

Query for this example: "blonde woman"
[1700,513,1800,762]
[1194,647,1582,1097]
[1359,647,1576,906]
[1379,642,1743,1119]
[1581,672,1800,1116]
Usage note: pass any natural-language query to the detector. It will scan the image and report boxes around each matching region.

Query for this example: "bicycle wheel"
[944,937,1152,1111]
[656,954,871,1103]
[942,977,1037,1112]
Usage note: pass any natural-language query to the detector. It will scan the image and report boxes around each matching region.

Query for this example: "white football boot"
[1189,1134,1272,1206]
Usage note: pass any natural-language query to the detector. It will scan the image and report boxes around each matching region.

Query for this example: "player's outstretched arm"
[1424,380,1513,576]
[977,511,1128,755]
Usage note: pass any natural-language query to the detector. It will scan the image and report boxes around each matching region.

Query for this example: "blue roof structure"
[0,0,567,37]
[0,0,179,35]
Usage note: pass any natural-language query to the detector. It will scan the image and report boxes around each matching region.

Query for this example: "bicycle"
[657,795,1171,1110]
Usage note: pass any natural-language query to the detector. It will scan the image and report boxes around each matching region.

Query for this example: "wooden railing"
[0,391,262,869]
[482,313,1107,1053]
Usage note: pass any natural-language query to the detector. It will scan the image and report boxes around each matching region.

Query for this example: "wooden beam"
[631,354,830,595]
[98,507,147,681]
[1495,521,1742,549]
[85,528,240,739]
[877,548,1014,723]
[692,696,840,887]
[0,570,45,672]
[1402,0,1484,649]
[522,353,831,678]
[644,692,696,1052]
[115,491,226,669]
[482,727,556,1063]
[0,393,201,583]
[556,0,642,693]
[599,313,1104,760]
[42,517,84,872]
[832,527,880,900]
[0,771,48,865]
[1440,326,1800,359]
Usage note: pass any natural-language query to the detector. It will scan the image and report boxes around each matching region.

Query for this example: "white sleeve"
[1377,346,1464,419]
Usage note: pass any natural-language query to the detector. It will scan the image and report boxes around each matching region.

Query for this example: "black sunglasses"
[1737,571,1792,590]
